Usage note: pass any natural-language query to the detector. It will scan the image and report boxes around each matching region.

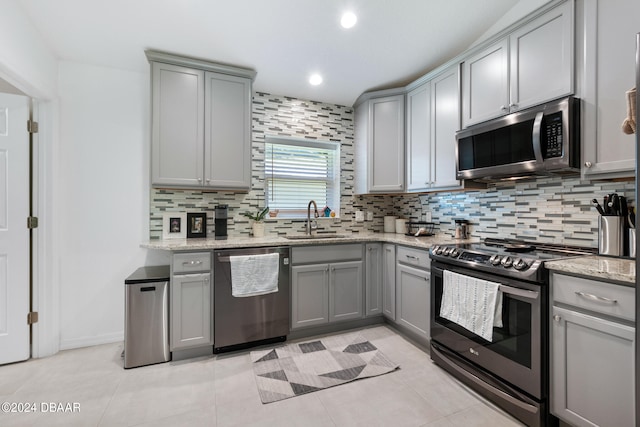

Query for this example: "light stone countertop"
[142,233,636,284]
[141,232,478,251]
[545,256,636,285]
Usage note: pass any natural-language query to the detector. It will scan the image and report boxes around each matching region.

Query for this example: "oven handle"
[498,284,539,301]
[431,344,539,415]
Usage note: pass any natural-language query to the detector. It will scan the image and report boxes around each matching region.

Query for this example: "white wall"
[0,1,58,99]
[56,61,155,349]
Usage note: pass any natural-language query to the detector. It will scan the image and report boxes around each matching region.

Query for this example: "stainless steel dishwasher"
[213,246,290,352]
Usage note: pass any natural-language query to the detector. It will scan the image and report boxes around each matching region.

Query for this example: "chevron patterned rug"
[251,332,399,403]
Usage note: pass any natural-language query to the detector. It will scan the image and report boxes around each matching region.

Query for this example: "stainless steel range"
[429,238,595,427]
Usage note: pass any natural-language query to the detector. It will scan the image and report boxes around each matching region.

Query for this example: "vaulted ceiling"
[16,0,521,106]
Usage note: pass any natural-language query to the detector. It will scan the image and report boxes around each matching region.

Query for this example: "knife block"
[598,216,624,256]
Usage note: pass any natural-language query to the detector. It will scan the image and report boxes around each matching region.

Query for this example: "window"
[265,137,340,217]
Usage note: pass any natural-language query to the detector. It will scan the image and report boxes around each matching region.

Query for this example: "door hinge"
[27,312,39,325]
[27,120,39,134]
[27,216,39,229]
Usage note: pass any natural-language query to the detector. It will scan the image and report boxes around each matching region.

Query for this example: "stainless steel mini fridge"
[124,266,170,369]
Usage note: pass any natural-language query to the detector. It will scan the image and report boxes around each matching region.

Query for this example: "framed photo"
[187,212,207,238]
[162,212,187,240]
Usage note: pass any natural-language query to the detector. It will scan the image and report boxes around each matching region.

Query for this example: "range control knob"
[450,248,460,257]
[443,247,453,256]
[432,246,440,255]
[501,256,513,268]
[489,255,502,265]
[435,246,444,255]
[513,258,530,270]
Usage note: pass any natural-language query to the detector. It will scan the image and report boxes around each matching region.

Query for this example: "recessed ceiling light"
[309,74,323,86]
[341,11,357,29]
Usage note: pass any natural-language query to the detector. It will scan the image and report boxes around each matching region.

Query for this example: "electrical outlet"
[355,210,364,222]
[366,211,373,221]
[424,211,432,222]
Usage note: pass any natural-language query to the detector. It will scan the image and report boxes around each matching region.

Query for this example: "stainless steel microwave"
[456,97,580,181]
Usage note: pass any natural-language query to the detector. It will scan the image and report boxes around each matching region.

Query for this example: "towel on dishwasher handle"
[440,270,503,342]
[230,252,280,297]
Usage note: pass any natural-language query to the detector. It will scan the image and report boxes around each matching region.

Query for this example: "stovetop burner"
[430,238,597,282]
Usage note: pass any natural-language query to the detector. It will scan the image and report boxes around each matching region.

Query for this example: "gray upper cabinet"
[151,62,204,187]
[406,65,462,192]
[204,72,252,189]
[462,38,509,127]
[355,93,405,194]
[147,51,255,190]
[579,0,639,179]
[462,0,574,127]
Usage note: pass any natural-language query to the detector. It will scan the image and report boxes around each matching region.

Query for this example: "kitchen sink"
[284,234,349,240]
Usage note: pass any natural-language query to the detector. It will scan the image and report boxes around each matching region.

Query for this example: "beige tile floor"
[0,325,523,427]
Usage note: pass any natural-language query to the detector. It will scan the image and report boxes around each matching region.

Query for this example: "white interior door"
[0,93,30,365]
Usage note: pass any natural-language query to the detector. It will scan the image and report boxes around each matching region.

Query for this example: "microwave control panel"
[543,112,563,158]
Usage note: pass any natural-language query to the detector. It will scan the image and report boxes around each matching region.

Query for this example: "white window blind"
[265,137,340,217]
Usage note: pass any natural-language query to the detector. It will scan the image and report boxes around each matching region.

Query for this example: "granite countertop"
[545,256,636,285]
[141,232,478,251]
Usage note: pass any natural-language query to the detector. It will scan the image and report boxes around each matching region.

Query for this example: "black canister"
[214,205,228,240]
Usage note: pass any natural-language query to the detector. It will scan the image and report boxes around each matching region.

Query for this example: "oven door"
[430,261,544,399]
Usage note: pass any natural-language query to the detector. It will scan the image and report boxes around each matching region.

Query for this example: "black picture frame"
[187,212,207,238]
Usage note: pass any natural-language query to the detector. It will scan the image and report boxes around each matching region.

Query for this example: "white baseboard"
[59,332,123,351]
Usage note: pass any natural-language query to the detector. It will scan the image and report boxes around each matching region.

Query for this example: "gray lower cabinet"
[382,244,396,320]
[291,264,330,328]
[550,273,636,426]
[291,244,364,330]
[365,243,383,317]
[170,251,213,351]
[395,246,430,339]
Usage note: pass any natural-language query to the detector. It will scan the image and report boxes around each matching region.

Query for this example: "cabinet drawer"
[173,252,211,273]
[292,244,362,265]
[552,274,635,322]
[396,246,430,270]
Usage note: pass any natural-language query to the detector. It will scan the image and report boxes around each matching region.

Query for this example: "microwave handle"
[531,112,544,167]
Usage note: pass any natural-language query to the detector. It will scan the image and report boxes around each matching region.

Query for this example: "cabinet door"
[580,0,638,178]
[329,261,363,322]
[151,62,204,186]
[368,95,405,192]
[509,0,573,112]
[204,72,252,189]
[365,243,383,316]
[431,65,462,190]
[406,83,431,192]
[382,244,396,320]
[170,272,212,350]
[551,306,635,427]
[396,263,429,338]
[462,38,509,127]
[291,264,329,329]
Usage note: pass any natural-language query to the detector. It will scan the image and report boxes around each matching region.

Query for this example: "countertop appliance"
[429,238,595,426]
[213,246,290,352]
[124,266,171,369]
[456,96,580,181]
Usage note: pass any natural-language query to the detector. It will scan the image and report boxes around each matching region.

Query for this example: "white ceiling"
[16,0,520,106]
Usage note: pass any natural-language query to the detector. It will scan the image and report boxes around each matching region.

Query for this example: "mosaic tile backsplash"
[149,92,635,249]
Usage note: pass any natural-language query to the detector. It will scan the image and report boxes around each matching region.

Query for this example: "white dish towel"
[230,252,280,297]
[440,270,503,342]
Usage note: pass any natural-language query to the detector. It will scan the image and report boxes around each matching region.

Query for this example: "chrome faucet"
[306,200,319,235]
